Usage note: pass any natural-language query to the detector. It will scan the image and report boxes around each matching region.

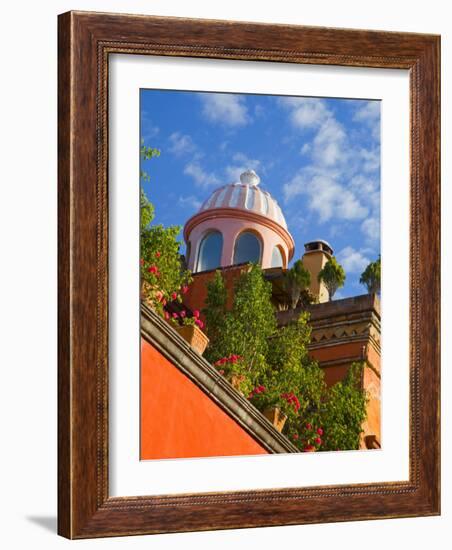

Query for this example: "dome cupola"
[184,171,295,273]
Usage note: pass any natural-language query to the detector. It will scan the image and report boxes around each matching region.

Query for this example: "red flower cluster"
[214,354,242,367]
[281,392,301,412]
[147,265,159,275]
[300,424,324,450]
[181,285,189,294]
[247,385,266,399]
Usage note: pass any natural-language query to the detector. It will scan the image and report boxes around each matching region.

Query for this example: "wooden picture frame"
[58,11,440,538]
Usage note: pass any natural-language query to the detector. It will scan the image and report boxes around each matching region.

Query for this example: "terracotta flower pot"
[229,374,246,395]
[175,324,209,356]
[263,407,287,433]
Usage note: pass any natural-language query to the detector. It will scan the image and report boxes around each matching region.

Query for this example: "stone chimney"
[302,240,333,303]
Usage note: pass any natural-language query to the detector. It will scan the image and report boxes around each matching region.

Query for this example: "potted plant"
[167,309,209,356]
[285,421,324,452]
[212,354,252,395]
[247,386,301,433]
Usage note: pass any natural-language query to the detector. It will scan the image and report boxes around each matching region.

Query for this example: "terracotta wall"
[182,264,249,322]
[140,338,269,460]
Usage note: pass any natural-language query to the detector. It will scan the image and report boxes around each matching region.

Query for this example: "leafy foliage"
[317,256,346,300]
[204,266,368,451]
[140,140,160,182]
[139,142,192,315]
[320,363,369,451]
[360,255,381,294]
[204,265,276,387]
[283,259,312,309]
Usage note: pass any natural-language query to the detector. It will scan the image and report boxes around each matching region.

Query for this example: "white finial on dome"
[240,169,260,186]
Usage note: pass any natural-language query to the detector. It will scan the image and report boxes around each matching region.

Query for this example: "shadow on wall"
[25,516,57,533]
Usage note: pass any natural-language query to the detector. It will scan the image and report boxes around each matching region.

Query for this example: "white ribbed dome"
[198,171,288,230]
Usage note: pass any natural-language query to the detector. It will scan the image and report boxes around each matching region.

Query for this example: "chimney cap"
[304,239,334,256]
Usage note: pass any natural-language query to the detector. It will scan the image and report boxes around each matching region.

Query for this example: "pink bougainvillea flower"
[303,445,316,452]
[218,369,225,375]
[195,319,204,329]
[305,423,312,430]
[315,437,322,445]
[181,285,189,294]
[148,265,158,274]
[180,310,186,318]
[155,290,164,302]
[171,292,178,301]
[317,427,324,436]
[162,298,167,306]
[193,309,200,319]
[292,434,299,440]
[172,312,178,319]
[164,311,170,320]
[155,251,161,258]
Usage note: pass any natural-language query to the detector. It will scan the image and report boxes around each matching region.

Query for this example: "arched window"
[196,231,223,272]
[271,246,284,268]
[233,232,261,265]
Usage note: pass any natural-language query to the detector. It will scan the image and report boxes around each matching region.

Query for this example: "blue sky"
[140,89,380,298]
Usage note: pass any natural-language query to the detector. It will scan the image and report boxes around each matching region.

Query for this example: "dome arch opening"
[196,230,223,273]
[232,230,263,266]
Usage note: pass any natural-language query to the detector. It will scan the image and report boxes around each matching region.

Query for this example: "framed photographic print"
[58,11,440,538]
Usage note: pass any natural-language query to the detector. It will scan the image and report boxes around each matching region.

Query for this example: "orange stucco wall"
[310,341,381,447]
[140,338,268,460]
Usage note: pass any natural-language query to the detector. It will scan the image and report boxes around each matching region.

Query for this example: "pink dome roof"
[198,170,288,230]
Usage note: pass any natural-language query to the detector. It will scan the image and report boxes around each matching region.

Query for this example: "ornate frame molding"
[58,11,440,538]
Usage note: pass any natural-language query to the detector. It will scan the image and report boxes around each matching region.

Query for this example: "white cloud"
[312,118,347,167]
[279,97,330,129]
[183,161,220,189]
[353,101,380,140]
[141,111,159,142]
[337,246,370,274]
[279,95,381,237]
[200,93,250,126]
[300,143,311,155]
[353,101,380,123]
[168,132,196,156]
[358,147,380,173]
[283,171,368,223]
[279,98,347,168]
[178,195,202,211]
[361,217,380,243]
